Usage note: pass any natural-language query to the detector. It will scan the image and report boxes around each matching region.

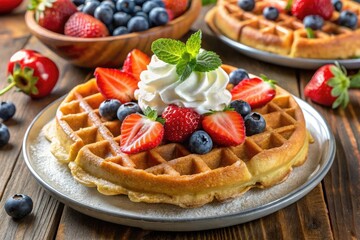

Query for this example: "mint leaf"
[151,39,186,64]
[177,59,196,81]
[194,51,221,72]
[186,30,202,57]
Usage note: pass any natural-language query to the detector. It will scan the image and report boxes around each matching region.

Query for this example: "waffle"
[45,65,312,208]
[207,0,360,59]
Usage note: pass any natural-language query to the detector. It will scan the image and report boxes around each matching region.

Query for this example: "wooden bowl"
[25,0,202,68]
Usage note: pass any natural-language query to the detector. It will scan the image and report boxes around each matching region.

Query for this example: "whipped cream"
[134,55,232,115]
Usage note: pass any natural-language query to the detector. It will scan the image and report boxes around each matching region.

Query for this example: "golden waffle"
[45,65,312,208]
[207,0,360,59]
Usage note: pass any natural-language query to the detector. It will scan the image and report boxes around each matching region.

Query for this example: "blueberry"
[331,0,342,12]
[117,102,141,121]
[338,10,358,30]
[77,4,85,11]
[149,7,168,26]
[244,112,266,136]
[94,5,114,25]
[303,15,324,30]
[101,0,116,10]
[133,5,142,13]
[127,16,150,32]
[113,12,132,27]
[237,0,255,11]
[263,6,279,21]
[150,0,165,8]
[135,11,149,21]
[0,101,16,121]
[116,0,136,13]
[82,0,100,15]
[134,0,146,5]
[113,26,129,35]
[142,1,159,13]
[229,68,249,86]
[0,123,10,147]
[189,130,213,154]
[72,0,85,6]
[230,100,251,118]
[99,99,122,120]
[4,194,33,219]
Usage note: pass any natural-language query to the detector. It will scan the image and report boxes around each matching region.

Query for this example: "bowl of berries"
[25,0,201,68]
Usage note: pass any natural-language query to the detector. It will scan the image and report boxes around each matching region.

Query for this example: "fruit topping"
[338,10,358,30]
[202,110,245,146]
[303,15,324,30]
[29,0,78,34]
[122,49,151,81]
[99,99,122,120]
[188,130,213,154]
[161,105,201,143]
[229,68,249,86]
[163,0,188,18]
[4,194,33,219]
[117,102,142,122]
[0,123,10,147]
[244,112,266,136]
[64,12,109,37]
[304,63,360,108]
[0,101,16,121]
[120,108,164,154]
[238,0,255,11]
[263,6,279,20]
[229,100,251,118]
[331,0,342,12]
[291,0,334,21]
[94,67,138,103]
[230,76,276,109]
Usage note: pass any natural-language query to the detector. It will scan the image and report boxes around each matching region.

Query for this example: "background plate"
[23,97,335,231]
[206,10,360,70]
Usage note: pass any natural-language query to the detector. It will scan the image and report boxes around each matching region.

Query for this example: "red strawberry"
[29,0,78,34]
[166,9,175,21]
[291,0,334,20]
[120,109,164,154]
[122,49,151,81]
[231,76,276,109]
[163,0,189,18]
[94,67,138,103]
[304,63,360,108]
[161,105,201,143]
[202,110,245,146]
[64,12,109,38]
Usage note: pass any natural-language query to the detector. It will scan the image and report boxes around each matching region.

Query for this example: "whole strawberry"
[304,63,360,108]
[29,0,78,34]
[292,0,334,20]
[162,105,201,143]
[163,0,189,18]
[64,12,109,38]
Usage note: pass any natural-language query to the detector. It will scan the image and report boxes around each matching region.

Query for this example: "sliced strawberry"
[291,0,334,20]
[122,49,150,81]
[94,67,138,103]
[64,12,109,38]
[120,109,164,154]
[163,0,189,18]
[231,76,276,109]
[202,110,245,146]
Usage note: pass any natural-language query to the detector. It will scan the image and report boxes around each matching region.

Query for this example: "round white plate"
[23,97,335,231]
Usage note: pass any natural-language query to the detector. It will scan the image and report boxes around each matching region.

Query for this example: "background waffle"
[208,0,360,59]
[45,65,312,208]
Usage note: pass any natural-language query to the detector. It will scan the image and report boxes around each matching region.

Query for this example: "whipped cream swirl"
[135,55,232,115]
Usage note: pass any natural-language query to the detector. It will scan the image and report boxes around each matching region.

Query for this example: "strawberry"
[230,76,276,109]
[202,110,245,146]
[28,0,78,34]
[161,105,201,143]
[304,63,360,108]
[64,12,109,38]
[166,9,175,21]
[122,49,150,81]
[291,0,334,20]
[120,108,164,154]
[94,67,138,103]
[163,0,189,18]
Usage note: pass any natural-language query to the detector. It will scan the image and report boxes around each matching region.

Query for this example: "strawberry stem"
[0,82,16,96]
[305,28,315,39]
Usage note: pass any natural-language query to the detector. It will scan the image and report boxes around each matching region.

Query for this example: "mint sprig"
[151,30,222,81]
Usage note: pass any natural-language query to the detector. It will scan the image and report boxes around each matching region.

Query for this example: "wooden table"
[1,4,359,240]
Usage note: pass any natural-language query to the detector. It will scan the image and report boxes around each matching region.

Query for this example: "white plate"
[206,14,360,70]
[23,97,335,231]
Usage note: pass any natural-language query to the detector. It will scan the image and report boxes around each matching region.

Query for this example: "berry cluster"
[73,0,169,36]
[0,101,16,147]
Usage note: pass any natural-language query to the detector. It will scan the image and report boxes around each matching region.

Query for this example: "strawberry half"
[120,109,164,154]
[291,0,334,20]
[29,0,78,34]
[161,105,201,143]
[94,67,138,103]
[64,12,109,38]
[122,49,151,81]
[231,76,276,109]
[163,0,189,18]
[202,110,245,146]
